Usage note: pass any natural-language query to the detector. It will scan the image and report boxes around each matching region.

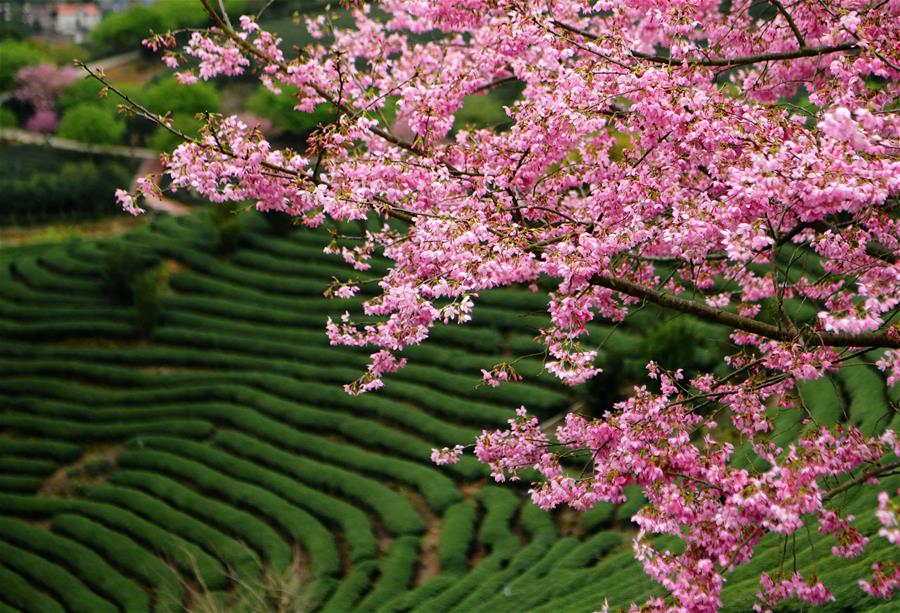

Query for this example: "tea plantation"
[0,211,897,612]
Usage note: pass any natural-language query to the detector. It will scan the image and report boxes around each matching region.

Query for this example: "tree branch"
[590,273,900,348]
[769,0,807,49]
[552,19,855,68]
[823,459,900,502]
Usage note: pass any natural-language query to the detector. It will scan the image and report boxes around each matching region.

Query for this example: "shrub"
[0,539,117,613]
[57,78,116,113]
[132,266,166,335]
[101,243,156,305]
[90,6,168,52]
[0,475,43,492]
[0,492,227,588]
[208,202,245,253]
[0,457,56,474]
[57,104,125,145]
[838,361,891,435]
[0,107,18,127]
[0,517,150,612]
[474,538,581,612]
[0,40,43,91]
[558,532,624,569]
[438,501,476,574]
[144,77,221,116]
[52,514,185,607]
[320,560,378,613]
[88,480,262,581]
[215,431,430,530]
[0,563,65,613]
[246,86,335,137]
[118,443,339,576]
[89,1,246,53]
[0,412,214,442]
[476,487,521,553]
[111,464,294,569]
[0,157,136,225]
[353,536,420,611]
[261,209,297,236]
[146,114,203,152]
[455,533,558,612]
[0,437,80,461]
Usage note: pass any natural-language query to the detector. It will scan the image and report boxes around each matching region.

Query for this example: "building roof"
[56,3,100,15]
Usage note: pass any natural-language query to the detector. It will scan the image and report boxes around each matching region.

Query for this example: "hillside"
[0,211,897,612]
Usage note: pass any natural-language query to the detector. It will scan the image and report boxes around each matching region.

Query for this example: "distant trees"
[90,0,246,54]
[57,104,125,145]
[0,40,43,91]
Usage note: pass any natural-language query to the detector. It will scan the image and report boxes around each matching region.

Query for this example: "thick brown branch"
[590,273,900,348]
[552,19,856,67]
[824,459,900,502]
[769,0,807,49]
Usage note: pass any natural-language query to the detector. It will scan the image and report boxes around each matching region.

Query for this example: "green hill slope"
[0,211,896,612]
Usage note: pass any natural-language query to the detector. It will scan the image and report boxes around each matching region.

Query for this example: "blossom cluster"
[121,1,900,610]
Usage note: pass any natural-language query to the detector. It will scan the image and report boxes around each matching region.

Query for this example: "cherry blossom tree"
[14,63,80,133]
[92,1,900,610]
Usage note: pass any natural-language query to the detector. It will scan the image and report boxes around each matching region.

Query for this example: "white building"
[25,2,102,43]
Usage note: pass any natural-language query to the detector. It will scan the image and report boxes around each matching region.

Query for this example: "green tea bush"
[0,160,134,225]
[51,513,185,606]
[0,539,117,613]
[0,562,65,613]
[378,575,457,612]
[0,474,43,492]
[0,517,149,612]
[110,462,293,571]
[0,456,55,474]
[413,553,512,612]
[261,209,297,236]
[0,412,213,441]
[89,480,262,581]
[128,436,359,569]
[438,501,476,574]
[455,533,557,612]
[0,437,79,461]
[215,431,430,531]
[354,536,420,611]
[0,107,17,128]
[557,532,623,569]
[476,486,520,552]
[320,560,378,613]
[796,376,844,425]
[0,492,228,588]
[474,538,581,612]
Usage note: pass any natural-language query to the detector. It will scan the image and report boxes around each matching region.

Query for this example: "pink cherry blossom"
[98,1,900,609]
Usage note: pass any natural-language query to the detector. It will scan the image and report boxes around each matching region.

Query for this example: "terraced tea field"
[0,211,897,612]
